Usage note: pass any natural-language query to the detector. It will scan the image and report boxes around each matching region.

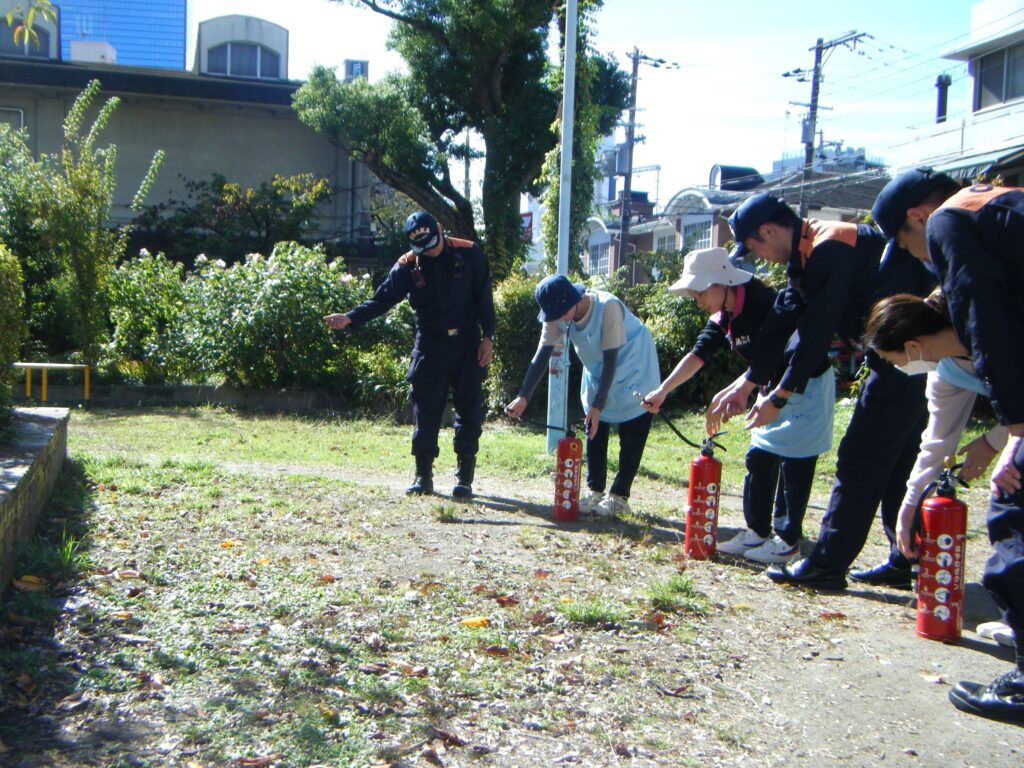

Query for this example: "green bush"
[103,250,185,383]
[0,244,26,439]
[486,273,544,416]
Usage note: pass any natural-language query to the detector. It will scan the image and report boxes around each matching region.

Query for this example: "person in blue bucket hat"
[504,275,660,518]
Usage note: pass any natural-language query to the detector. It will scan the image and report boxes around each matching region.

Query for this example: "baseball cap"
[728,193,792,255]
[535,275,585,322]
[404,210,440,254]
[871,168,956,239]
[669,247,753,295]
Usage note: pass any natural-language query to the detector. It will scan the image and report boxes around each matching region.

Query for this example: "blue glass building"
[57,0,190,70]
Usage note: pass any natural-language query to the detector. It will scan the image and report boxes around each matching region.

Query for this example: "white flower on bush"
[214,259,226,269]
[361,273,371,280]
[138,247,150,257]
[340,273,354,284]
[195,254,208,264]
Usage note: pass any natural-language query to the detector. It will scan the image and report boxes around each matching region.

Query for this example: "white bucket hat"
[669,247,753,295]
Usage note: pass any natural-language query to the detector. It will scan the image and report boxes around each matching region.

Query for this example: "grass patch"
[644,573,710,614]
[559,596,629,627]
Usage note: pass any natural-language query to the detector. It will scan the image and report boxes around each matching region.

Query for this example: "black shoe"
[407,456,434,495]
[949,668,1024,725]
[452,454,476,500]
[848,560,914,590]
[766,557,847,590]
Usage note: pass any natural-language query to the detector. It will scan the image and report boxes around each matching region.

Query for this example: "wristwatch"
[769,393,789,409]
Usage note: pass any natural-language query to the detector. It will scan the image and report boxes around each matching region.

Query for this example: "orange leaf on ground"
[221,539,240,548]
[359,662,390,675]
[13,576,46,592]
[485,645,511,656]
[319,574,336,583]
[236,754,283,766]
[819,611,846,621]
[534,568,551,579]
[495,594,518,607]
[459,616,490,628]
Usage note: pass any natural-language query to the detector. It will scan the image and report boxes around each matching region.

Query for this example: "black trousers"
[986,438,1024,659]
[743,447,818,545]
[407,337,484,460]
[586,411,653,499]
[808,351,928,572]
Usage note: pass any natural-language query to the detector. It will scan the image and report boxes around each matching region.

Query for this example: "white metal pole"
[547,0,578,452]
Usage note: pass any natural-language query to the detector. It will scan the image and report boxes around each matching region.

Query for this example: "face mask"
[897,345,938,376]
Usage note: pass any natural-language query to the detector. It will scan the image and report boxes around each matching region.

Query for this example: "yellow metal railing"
[13,362,90,403]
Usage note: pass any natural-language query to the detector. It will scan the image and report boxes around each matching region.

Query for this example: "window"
[207,42,282,79]
[588,242,609,276]
[973,43,1024,111]
[0,20,50,59]
[655,232,676,253]
[683,220,712,251]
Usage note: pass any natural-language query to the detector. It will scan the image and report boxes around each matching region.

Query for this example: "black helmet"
[403,211,440,254]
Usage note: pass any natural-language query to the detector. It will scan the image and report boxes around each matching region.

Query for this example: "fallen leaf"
[236,754,283,766]
[485,645,511,657]
[221,539,240,548]
[318,574,336,583]
[57,692,89,711]
[358,662,390,675]
[125,586,146,598]
[114,634,154,645]
[559,597,576,604]
[495,594,519,607]
[417,581,443,595]
[400,664,428,677]
[819,611,846,621]
[319,703,340,723]
[534,568,552,579]
[459,616,490,628]
[614,743,635,757]
[429,727,469,747]
[117,569,142,579]
[13,575,46,592]
[472,584,497,596]
[420,746,444,767]
[110,611,133,620]
[529,610,554,625]
[186,762,203,768]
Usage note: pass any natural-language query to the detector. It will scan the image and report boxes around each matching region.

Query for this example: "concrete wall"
[0,81,366,240]
[0,408,69,593]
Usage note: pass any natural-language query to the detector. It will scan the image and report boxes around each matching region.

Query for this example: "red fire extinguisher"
[685,436,723,560]
[631,392,726,560]
[554,425,583,522]
[913,461,968,643]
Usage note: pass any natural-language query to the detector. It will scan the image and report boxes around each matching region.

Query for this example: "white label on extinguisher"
[706,483,718,494]
[705,509,716,521]
[703,534,714,545]
[933,605,951,621]
[934,587,950,604]
[937,534,954,550]
[704,522,714,533]
[935,570,952,586]
[564,458,574,468]
[562,500,572,509]
[936,552,953,568]
[705,495,716,507]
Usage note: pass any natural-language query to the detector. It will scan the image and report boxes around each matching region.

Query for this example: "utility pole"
[783,30,866,216]
[616,47,640,277]
[616,49,678,281]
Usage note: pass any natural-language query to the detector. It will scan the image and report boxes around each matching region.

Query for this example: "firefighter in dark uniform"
[324,211,495,498]
[872,168,1024,725]
[710,193,935,590]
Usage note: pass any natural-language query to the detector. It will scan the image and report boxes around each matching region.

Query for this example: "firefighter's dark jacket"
[345,237,497,351]
[928,185,1024,426]
[690,276,830,391]
[747,220,934,392]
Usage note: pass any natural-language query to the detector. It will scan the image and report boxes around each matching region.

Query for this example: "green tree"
[294,0,628,279]
[0,81,164,363]
[0,244,26,440]
[134,172,332,264]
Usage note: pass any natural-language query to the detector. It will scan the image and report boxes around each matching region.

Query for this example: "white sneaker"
[594,493,630,518]
[744,534,800,564]
[579,489,604,514]
[717,528,766,556]
[977,621,1017,648]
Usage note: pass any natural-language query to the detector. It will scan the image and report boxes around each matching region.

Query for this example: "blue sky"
[193,0,993,206]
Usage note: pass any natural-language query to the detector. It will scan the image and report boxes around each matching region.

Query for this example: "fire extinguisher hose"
[631,391,725,453]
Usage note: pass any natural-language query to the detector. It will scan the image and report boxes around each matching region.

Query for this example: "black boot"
[949,665,1024,725]
[406,456,434,495]
[452,455,476,500]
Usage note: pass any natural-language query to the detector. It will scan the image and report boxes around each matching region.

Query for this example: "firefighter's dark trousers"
[807,351,928,573]
[986,437,1024,659]
[407,335,484,460]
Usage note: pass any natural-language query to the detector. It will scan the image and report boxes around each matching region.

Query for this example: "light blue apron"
[568,290,661,424]
[936,357,987,395]
[750,367,836,458]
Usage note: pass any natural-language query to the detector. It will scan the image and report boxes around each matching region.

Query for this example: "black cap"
[404,211,440,254]
[728,193,792,255]
[871,168,956,239]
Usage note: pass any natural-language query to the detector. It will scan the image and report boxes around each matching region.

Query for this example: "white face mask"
[897,345,938,376]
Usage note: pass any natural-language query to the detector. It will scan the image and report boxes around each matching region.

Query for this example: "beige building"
[0,11,372,247]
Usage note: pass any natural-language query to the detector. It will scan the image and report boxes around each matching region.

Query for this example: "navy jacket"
[690,277,829,391]
[748,220,933,392]
[928,185,1024,425]
[346,237,496,353]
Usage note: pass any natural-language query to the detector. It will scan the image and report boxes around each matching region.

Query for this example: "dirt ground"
[3,454,1023,767]
[363,469,1024,768]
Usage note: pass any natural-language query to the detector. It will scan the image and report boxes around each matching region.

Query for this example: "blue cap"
[535,275,585,322]
[403,210,440,254]
[728,194,792,255]
[871,168,956,239]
